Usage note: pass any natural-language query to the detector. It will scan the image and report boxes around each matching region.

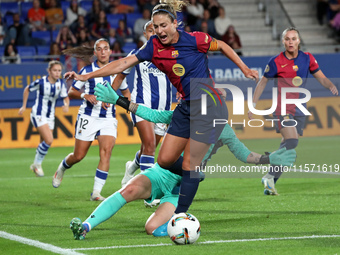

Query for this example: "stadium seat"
[121,0,137,5]
[17,46,36,62]
[122,42,137,53]
[32,31,51,45]
[20,2,33,20]
[36,45,51,61]
[60,1,70,19]
[79,0,92,13]
[4,13,24,27]
[0,46,4,63]
[51,29,59,42]
[0,2,19,17]
[107,14,125,29]
[125,13,142,29]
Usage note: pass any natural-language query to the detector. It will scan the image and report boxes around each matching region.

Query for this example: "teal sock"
[83,191,127,231]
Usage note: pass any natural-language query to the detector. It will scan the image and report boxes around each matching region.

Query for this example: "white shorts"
[75,114,118,141]
[130,112,167,136]
[31,113,54,130]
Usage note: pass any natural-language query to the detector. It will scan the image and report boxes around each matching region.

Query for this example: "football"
[167,213,201,245]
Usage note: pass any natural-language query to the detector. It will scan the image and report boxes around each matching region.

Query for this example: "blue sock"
[175,170,200,214]
[62,158,71,169]
[34,141,50,164]
[140,155,154,171]
[83,191,127,232]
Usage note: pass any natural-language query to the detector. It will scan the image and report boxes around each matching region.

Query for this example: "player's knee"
[120,184,138,201]
[284,138,298,150]
[45,138,53,146]
[73,152,86,163]
[145,222,155,235]
[141,142,156,155]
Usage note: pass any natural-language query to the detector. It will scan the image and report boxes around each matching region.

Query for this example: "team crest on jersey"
[293,65,299,71]
[172,64,185,76]
[172,50,179,58]
[264,65,270,73]
[292,76,303,87]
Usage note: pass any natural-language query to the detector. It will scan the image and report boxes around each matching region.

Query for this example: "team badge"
[172,64,185,76]
[293,65,299,71]
[264,65,270,73]
[172,50,179,58]
[292,76,303,86]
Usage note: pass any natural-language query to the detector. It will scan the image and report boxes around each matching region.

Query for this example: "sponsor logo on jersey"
[158,48,166,52]
[292,76,303,86]
[293,65,299,71]
[172,64,185,76]
[172,50,179,58]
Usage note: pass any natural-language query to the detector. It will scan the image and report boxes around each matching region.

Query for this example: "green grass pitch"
[0,136,339,254]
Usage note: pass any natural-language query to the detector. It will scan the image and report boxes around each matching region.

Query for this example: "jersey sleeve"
[119,76,129,90]
[122,49,137,75]
[72,67,87,90]
[59,80,68,98]
[135,39,154,62]
[263,56,278,79]
[28,78,42,92]
[191,31,213,53]
[307,53,320,74]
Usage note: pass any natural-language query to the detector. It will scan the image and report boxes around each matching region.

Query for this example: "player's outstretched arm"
[94,83,173,124]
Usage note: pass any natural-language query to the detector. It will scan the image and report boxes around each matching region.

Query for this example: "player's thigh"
[97,135,116,157]
[37,124,53,145]
[73,139,92,160]
[145,202,176,234]
[119,174,152,202]
[280,126,298,140]
[157,133,188,168]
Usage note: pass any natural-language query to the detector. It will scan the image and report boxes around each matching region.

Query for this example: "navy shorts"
[167,95,228,144]
[273,114,306,136]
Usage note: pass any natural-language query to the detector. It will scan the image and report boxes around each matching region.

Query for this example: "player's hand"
[62,105,69,113]
[101,102,110,110]
[64,71,87,82]
[85,94,98,105]
[18,106,26,115]
[244,69,259,83]
[94,82,119,104]
[330,85,338,95]
[269,148,296,166]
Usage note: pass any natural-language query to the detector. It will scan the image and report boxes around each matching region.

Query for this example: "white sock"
[93,169,108,194]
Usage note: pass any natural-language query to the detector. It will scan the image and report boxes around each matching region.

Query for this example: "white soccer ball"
[167,213,201,245]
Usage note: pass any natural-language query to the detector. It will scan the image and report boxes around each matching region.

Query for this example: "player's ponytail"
[62,46,94,66]
[152,0,189,22]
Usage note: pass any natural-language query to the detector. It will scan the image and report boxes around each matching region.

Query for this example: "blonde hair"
[47,60,62,71]
[281,27,301,50]
[152,0,189,21]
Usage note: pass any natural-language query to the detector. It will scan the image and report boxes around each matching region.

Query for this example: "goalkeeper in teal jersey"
[69,84,296,240]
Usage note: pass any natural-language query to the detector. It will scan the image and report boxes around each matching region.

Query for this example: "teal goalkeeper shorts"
[140,163,182,207]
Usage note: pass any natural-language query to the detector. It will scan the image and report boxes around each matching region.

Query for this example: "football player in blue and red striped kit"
[249,27,338,195]
[64,0,258,214]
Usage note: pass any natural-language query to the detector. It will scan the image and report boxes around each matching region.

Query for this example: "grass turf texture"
[0,136,339,254]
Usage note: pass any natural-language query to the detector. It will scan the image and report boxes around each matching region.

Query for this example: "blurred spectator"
[65,0,87,26]
[45,0,64,31]
[186,0,204,26]
[200,20,209,33]
[90,10,111,40]
[86,0,104,27]
[55,25,77,51]
[143,0,158,14]
[316,0,329,25]
[2,43,21,64]
[206,0,220,19]
[77,28,91,47]
[214,6,232,39]
[28,0,47,32]
[195,9,216,37]
[0,15,7,46]
[184,25,192,32]
[48,42,61,61]
[40,0,52,9]
[110,41,124,60]
[116,19,133,43]
[106,0,134,14]
[328,0,340,22]
[107,27,124,47]
[222,25,242,56]
[133,9,151,41]
[8,13,31,46]
[71,15,88,36]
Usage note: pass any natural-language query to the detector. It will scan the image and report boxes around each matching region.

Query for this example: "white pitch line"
[0,231,85,255]
[72,234,340,251]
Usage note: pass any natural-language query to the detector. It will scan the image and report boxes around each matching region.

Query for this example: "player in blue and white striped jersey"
[19,60,69,177]
[119,21,173,194]
[52,38,131,201]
